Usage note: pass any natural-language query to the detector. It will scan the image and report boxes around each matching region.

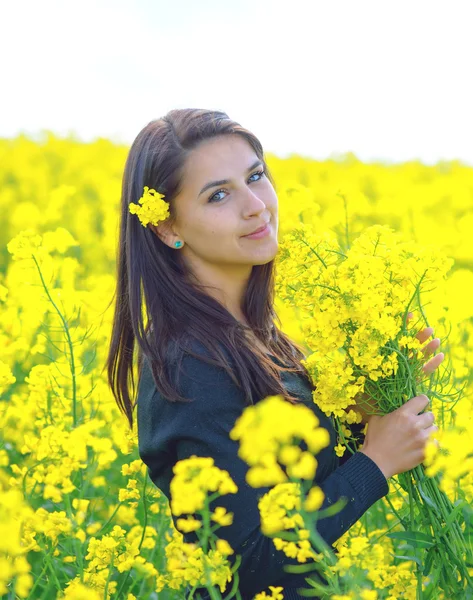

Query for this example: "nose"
[243,185,266,214]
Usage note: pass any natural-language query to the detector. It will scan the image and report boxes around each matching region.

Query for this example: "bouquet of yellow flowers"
[275,223,473,595]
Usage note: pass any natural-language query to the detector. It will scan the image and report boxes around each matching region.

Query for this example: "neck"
[186,259,253,325]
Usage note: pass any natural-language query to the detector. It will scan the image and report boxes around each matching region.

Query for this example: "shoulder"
[138,338,246,414]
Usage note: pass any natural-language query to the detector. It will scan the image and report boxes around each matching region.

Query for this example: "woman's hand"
[345,311,445,424]
[360,393,438,479]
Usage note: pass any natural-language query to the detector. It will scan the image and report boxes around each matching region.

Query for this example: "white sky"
[2,0,473,165]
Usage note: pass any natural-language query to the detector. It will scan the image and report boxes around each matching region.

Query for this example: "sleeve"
[137,351,389,598]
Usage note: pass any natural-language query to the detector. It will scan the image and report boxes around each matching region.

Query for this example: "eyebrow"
[197,159,263,197]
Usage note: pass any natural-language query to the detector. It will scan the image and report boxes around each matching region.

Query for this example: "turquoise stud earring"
[174,241,183,248]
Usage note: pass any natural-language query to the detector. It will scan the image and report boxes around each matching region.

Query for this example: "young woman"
[106,108,443,599]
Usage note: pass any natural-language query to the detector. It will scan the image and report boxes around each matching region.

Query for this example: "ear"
[148,221,178,248]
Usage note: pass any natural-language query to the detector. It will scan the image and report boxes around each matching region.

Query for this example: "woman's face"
[152,134,279,277]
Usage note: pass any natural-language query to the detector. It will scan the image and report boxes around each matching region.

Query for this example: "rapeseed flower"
[170,455,238,516]
[258,482,321,563]
[254,585,284,599]
[230,394,330,487]
[7,228,44,260]
[155,529,233,593]
[129,186,170,227]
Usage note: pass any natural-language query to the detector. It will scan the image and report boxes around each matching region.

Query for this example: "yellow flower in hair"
[129,186,170,227]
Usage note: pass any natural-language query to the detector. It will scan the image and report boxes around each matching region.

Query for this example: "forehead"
[182,134,258,188]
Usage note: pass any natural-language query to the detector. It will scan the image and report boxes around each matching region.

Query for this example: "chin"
[252,258,275,266]
[251,244,279,265]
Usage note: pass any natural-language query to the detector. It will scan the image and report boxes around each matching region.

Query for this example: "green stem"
[382,494,408,530]
[25,559,49,599]
[299,237,328,269]
[95,502,124,536]
[417,467,473,588]
[404,474,424,597]
[103,551,115,600]
[43,546,63,593]
[63,492,85,575]
[32,254,78,427]
[405,467,469,594]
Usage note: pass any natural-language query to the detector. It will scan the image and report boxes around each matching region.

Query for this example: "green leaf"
[416,480,441,513]
[441,498,466,535]
[423,545,437,576]
[303,578,332,595]
[387,530,435,549]
[315,496,348,519]
[461,500,473,525]
[283,562,323,575]
[266,530,299,542]
[392,553,423,567]
[421,568,443,600]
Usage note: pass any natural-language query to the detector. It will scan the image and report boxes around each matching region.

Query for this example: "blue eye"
[208,169,266,204]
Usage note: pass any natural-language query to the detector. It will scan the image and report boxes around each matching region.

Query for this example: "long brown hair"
[106,108,313,429]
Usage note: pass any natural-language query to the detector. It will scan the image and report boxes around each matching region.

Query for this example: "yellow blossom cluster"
[155,529,233,594]
[258,481,324,563]
[6,228,46,261]
[230,395,330,487]
[331,591,378,600]
[21,506,74,552]
[129,186,170,227]
[0,359,16,395]
[58,580,103,600]
[0,484,34,597]
[12,415,118,502]
[160,457,239,593]
[423,401,473,497]
[254,585,285,599]
[55,524,159,598]
[275,223,453,422]
[118,478,140,505]
[121,458,146,476]
[0,221,150,595]
[329,525,419,598]
[229,395,331,565]
[170,455,238,516]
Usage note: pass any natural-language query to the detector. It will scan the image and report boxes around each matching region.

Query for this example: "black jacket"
[137,342,389,599]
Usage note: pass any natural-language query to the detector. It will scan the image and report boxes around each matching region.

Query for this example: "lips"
[244,222,270,236]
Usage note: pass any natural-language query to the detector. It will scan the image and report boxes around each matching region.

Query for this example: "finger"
[416,411,435,429]
[404,394,430,414]
[423,424,439,438]
[416,327,434,344]
[421,338,441,358]
[422,353,445,375]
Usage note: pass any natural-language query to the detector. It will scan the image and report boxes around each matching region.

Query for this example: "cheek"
[266,190,278,215]
[197,212,236,239]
